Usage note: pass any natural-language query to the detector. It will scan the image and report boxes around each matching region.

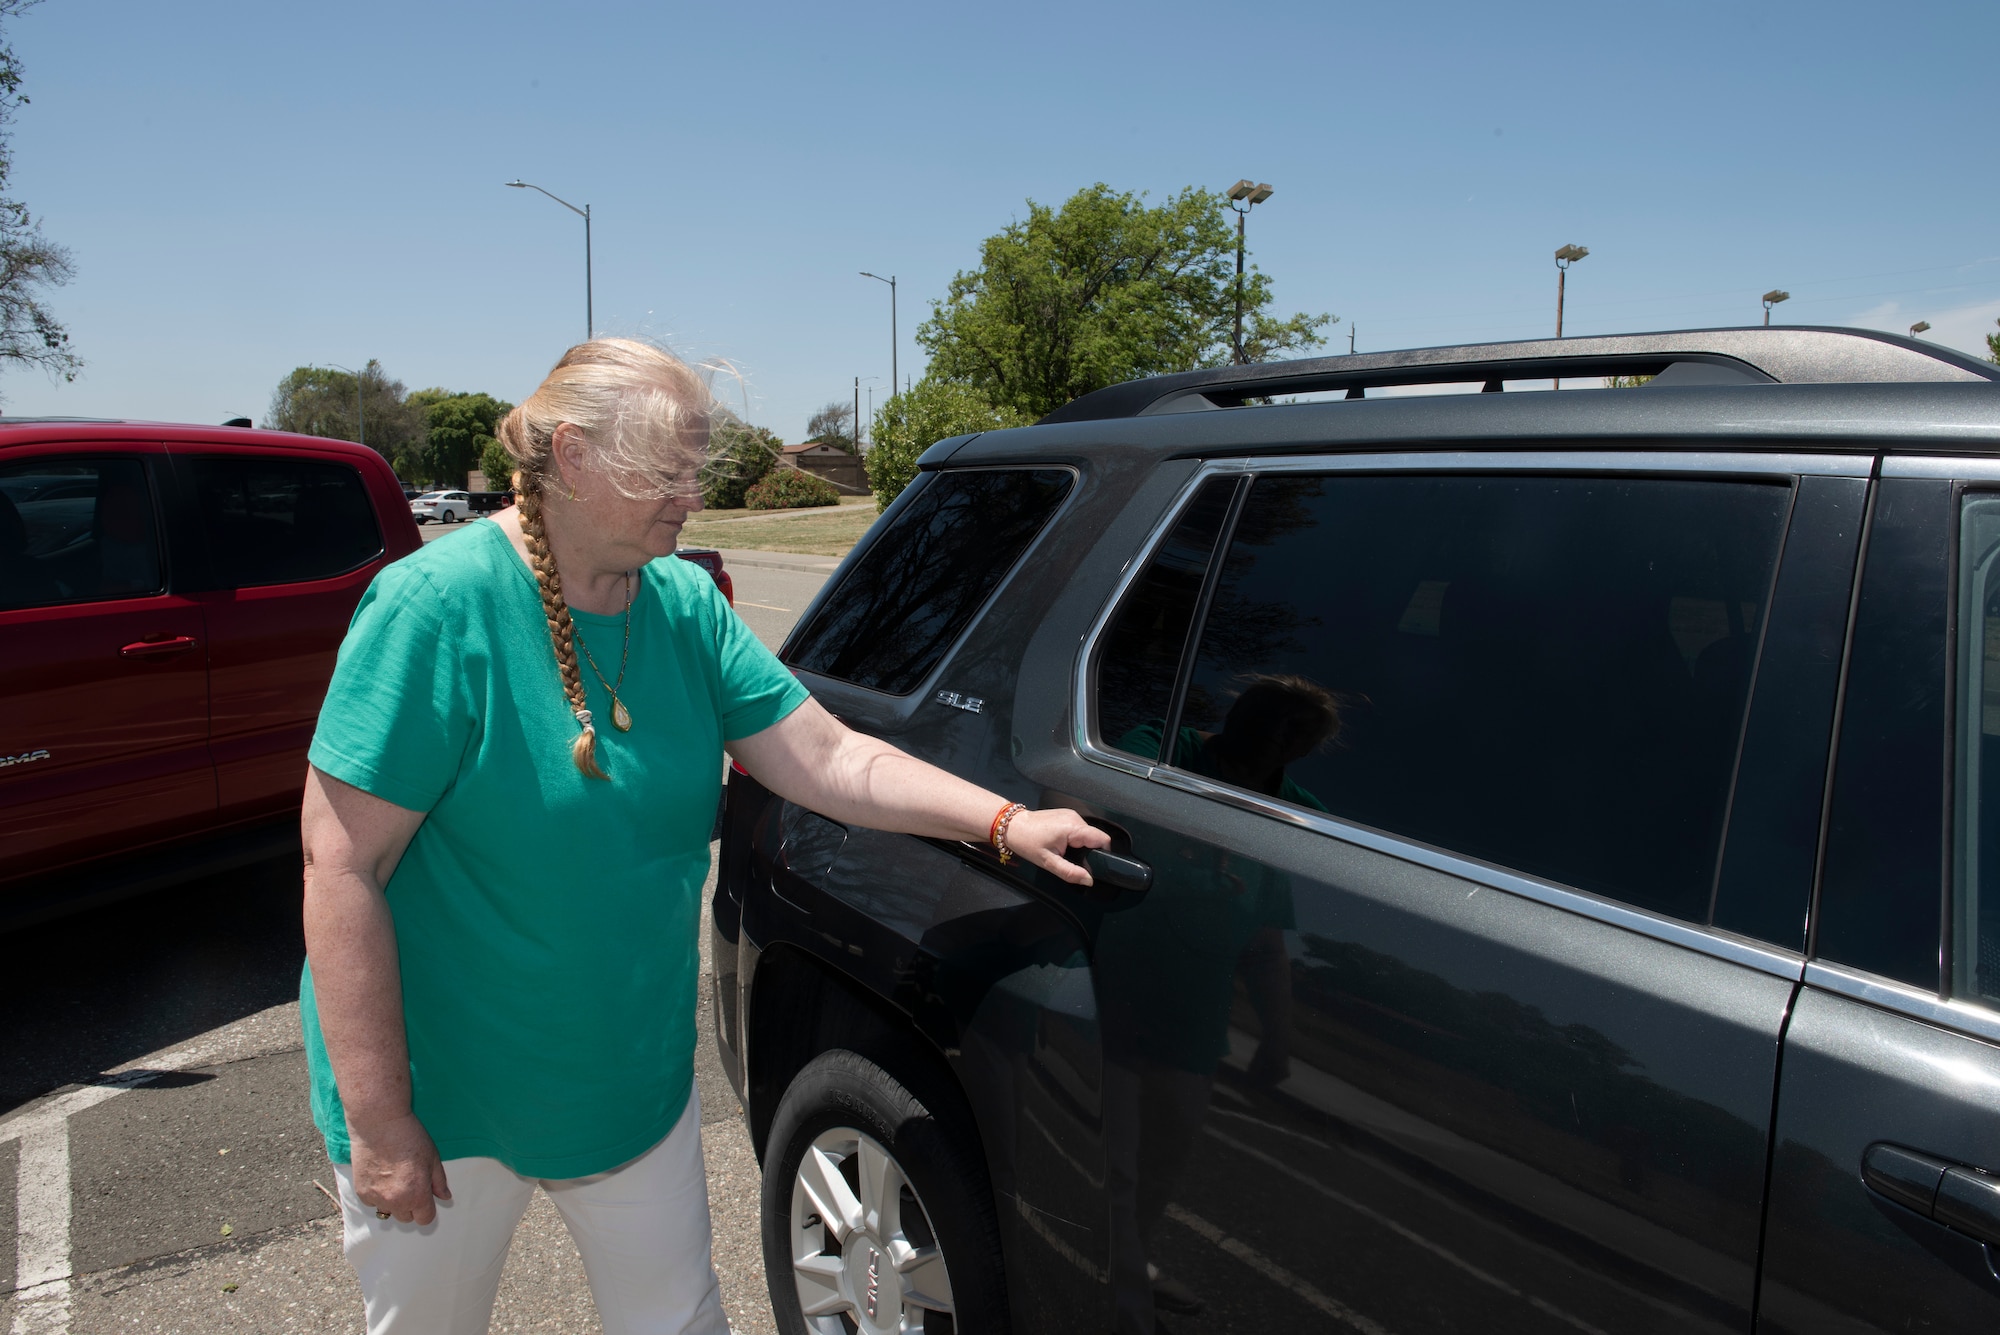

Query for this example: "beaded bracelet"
[989,802,1028,864]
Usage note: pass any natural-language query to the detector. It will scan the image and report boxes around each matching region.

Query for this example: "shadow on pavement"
[0,852,305,1116]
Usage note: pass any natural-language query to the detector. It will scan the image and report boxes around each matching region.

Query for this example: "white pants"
[331,1092,728,1335]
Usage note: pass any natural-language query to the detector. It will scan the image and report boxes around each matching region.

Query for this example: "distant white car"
[410,490,470,524]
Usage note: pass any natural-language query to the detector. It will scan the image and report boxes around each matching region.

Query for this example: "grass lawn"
[681,496,879,557]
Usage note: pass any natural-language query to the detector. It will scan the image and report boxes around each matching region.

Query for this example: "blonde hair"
[496,338,715,779]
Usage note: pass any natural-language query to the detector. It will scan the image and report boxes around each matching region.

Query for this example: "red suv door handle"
[120,634,198,657]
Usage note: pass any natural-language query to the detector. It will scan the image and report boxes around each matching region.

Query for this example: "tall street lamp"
[1763,289,1790,326]
[1226,180,1274,365]
[860,272,897,401]
[1910,320,1932,338]
[506,180,593,340]
[1553,244,1589,338]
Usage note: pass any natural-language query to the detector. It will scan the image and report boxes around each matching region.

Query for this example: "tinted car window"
[0,456,162,610]
[187,455,381,588]
[1095,476,1239,761]
[1954,494,2000,1004]
[1148,471,1787,923]
[1815,477,1950,989]
[786,468,1072,694]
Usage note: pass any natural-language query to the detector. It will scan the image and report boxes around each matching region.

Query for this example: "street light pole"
[1225,180,1275,365]
[506,180,593,340]
[1910,320,1932,339]
[1762,289,1790,326]
[1553,244,1589,339]
[860,272,897,400]
[1552,245,1589,391]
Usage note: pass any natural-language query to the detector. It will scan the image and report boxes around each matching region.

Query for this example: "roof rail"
[1039,326,1999,424]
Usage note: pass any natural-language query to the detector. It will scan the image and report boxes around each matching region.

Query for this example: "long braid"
[516,474,608,780]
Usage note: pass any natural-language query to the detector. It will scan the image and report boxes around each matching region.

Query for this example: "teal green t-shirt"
[300,521,807,1178]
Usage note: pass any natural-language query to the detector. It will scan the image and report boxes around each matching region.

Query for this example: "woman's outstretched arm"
[301,766,448,1224]
[727,698,1109,884]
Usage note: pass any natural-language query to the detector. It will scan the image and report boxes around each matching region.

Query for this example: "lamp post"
[1552,245,1588,390]
[506,180,592,340]
[317,362,365,451]
[1763,289,1790,326]
[860,272,897,402]
[1225,180,1275,364]
[1553,244,1589,338]
[1910,320,1932,338]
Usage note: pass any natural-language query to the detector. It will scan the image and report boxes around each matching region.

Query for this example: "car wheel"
[441,509,455,524]
[763,1049,1006,1335]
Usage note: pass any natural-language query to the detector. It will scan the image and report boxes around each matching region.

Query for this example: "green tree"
[1987,317,1999,365]
[264,360,424,468]
[702,416,783,508]
[408,389,512,491]
[480,436,517,492]
[917,183,1333,420]
[0,0,78,399]
[866,376,1029,510]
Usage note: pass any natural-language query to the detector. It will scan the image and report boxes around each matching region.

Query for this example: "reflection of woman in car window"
[1119,672,1345,812]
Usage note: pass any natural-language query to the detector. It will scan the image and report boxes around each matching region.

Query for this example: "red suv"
[0,420,418,928]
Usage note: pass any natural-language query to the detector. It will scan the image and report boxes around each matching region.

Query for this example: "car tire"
[440,509,455,524]
[762,1048,1007,1335]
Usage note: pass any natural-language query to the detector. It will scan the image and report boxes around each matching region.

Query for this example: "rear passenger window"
[785,468,1072,694]
[1954,495,2000,1006]
[0,456,163,609]
[1105,471,1789,923]
[187,456,381,588]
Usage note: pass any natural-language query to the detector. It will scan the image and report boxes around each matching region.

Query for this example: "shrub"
[702,418,783,509]
[866,377,1029,511]
[745,466,840,510]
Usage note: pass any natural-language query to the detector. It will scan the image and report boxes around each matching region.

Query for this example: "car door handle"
[120,634,198,657]
[1069,847,1153,896]
[1863,1143,2000,1248]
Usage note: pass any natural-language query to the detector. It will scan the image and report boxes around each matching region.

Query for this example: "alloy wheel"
[790,1125,955,1334]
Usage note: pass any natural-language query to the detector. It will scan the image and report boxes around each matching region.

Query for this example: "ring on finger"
[375,1210,392,1220]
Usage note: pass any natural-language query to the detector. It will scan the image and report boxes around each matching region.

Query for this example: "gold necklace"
[574,571,634,732]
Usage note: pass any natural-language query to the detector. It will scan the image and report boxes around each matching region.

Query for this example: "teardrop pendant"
[611,696,633,732]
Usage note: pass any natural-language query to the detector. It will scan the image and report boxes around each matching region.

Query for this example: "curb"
[715,548,843,575]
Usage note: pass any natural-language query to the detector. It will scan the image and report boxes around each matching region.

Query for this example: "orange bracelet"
[989,802,1028,864]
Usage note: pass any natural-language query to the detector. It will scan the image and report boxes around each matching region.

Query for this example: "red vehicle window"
[184,454,381,588]
[0,456,164,609]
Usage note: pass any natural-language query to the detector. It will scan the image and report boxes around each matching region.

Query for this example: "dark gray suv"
[714,327,2000,1334]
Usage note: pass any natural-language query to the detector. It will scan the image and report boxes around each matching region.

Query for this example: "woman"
[301,338,1105,1335]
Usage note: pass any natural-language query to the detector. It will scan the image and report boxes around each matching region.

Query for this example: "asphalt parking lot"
[0,553,832,1335]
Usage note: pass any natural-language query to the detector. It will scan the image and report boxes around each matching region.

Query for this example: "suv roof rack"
[1039,325,2000,424]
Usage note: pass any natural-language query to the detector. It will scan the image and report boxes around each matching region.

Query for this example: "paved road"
[0,556,829,1335]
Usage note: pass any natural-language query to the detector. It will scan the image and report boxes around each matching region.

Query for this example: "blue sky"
[6,0,1996,439]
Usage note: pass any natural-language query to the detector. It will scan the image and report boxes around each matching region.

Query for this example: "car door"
[0,447,214,883]
[168,447,385,819]
[1757,461,2000,1333]
[1062,451,1866,1334]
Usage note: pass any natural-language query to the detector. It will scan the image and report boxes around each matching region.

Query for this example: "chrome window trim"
[1073,447,1853,982]
[1803,961,2000,1047]
[1884,455,2000,481]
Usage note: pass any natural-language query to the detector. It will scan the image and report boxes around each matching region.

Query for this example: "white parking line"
[1,1022,285,1334]
[733,601,792,612]
[1166,1203,1395,1335]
